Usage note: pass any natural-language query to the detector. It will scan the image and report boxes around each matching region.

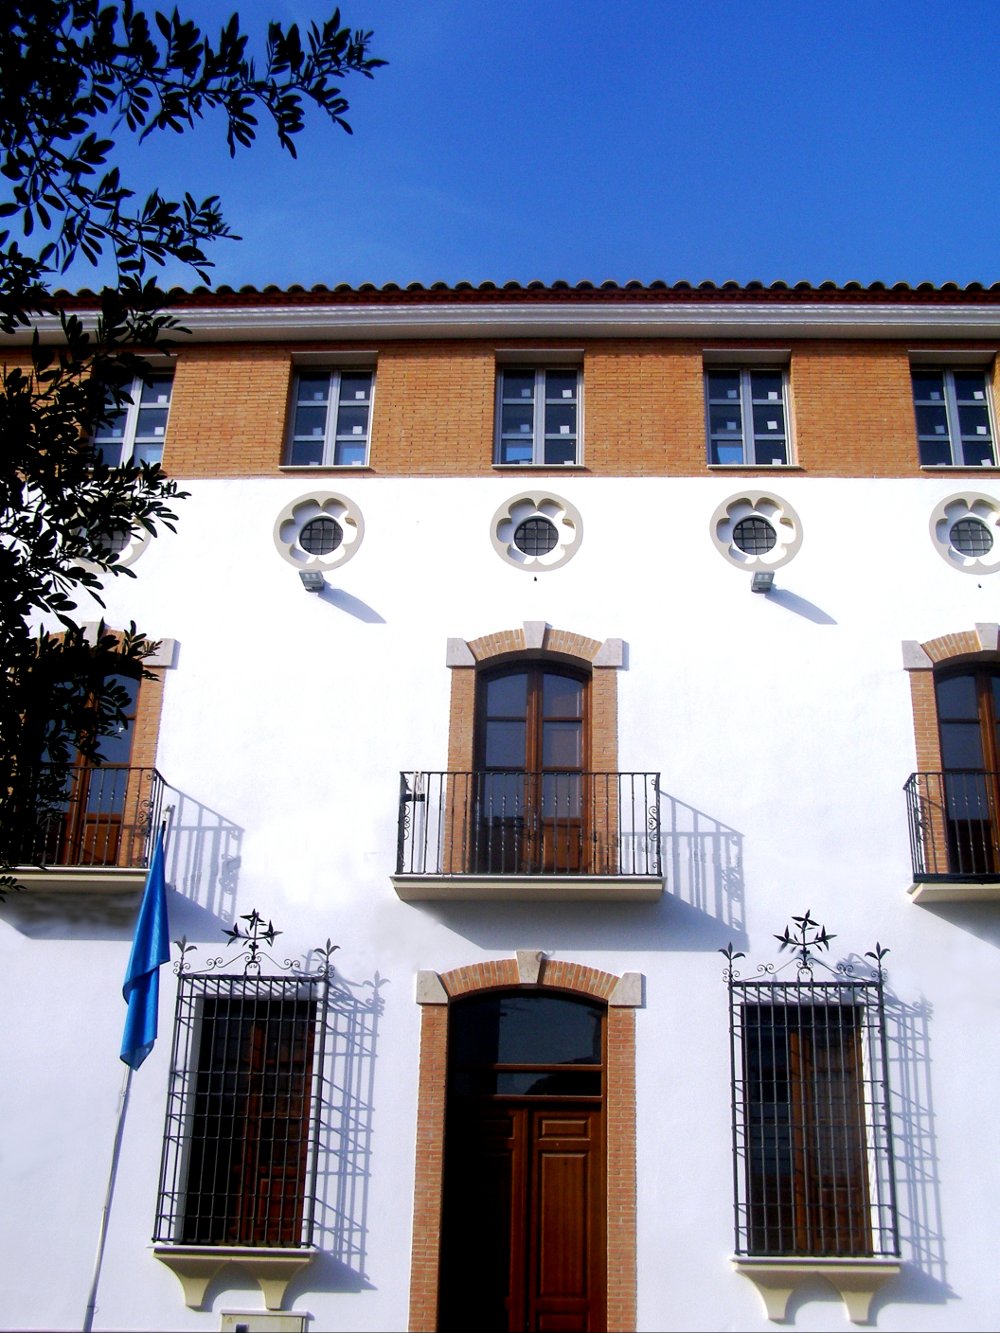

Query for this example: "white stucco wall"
[2,472,999,1331]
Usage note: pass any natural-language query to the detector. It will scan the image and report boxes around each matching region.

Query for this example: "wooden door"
[936,667,1000,873]
[439,1104,605,1333]
[475,665,589,874]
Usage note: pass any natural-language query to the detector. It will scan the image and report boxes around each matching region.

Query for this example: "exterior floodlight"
[299,570,326,593]
[751,570,775,594]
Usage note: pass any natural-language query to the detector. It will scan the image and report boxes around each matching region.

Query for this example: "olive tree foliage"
[0,2,383,888]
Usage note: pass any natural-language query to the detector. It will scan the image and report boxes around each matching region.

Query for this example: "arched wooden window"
[935,663,1000,874]
[473,662,590,874]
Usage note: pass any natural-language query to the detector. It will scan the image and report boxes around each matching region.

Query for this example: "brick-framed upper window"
[495,367,581,465]
[92,372,173,467]
[705,367,790,466]
[911,366,997,467]
[285,368,375,467]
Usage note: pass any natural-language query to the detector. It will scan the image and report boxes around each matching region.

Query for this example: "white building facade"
[3,281,1000,1331]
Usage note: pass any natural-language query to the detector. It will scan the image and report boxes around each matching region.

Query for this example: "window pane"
[543,436,577,465]
[752,404,786,436]
[140,374,173,405]
[334,439,367,466]
[335,404,370,436]
[484,720,526,768]
[294,405,328,438]
[502,371,535,400]
[542,673,583,718]
[338,371,372,403]
[710,439,745,465]
[750,371,784,402]
[545,371,578,401]
[296,372,331,403]
[707,371,740,401]
[449,993,603,1068]
[911,369,945,401]
[485,673,528,715]
[544,402,576,435]
[498,437,534,464]
[287,438,324,466]
[542,721,582,768]
[953,371,989,402]
[936,674,978,719]
[542,771,582,816]
[940,721,985,769]
[501,403,535,435]
[710,405,743,435]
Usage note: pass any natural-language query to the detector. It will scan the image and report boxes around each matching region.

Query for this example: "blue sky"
[51,0,1000,289]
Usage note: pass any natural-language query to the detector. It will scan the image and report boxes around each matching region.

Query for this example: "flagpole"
[82,1064,132,1333]
[83,805,173,1331]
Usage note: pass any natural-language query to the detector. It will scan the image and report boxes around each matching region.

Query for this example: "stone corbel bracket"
[153,1245,315,1311]
[733,1256,902,1324]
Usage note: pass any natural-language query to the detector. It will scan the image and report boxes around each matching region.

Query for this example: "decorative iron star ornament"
[223,909,282,971]
[774,909,835,970]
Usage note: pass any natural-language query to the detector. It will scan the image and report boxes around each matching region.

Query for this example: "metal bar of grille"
[727,977,899,1259]
[154,974,323,1248]
[905,770,1000,878]
[396,770,661,877]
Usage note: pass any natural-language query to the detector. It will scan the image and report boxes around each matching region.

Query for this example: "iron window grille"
[911,367,997,467]
[495,367,581,465]
[154,911,338,1250]
[286,369,375,467]
[705,367,790,466]
[722,914,899,1260]
[92,372,173,467]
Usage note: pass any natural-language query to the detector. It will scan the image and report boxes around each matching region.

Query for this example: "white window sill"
[152,1244,315,1311]
[707,463,802,471]
[732,1255,902,1323]
[492,462,586,470]
[279,464,373,473]
[919,463,998,471]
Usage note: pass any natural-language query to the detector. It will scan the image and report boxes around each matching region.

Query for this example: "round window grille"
[732,516,777,555]
[513,516,558,556]
[299,515,344,555]
[96,525,131,555]
[950,517,994,557]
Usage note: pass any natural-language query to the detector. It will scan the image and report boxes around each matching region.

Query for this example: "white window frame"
[285,367,376,468]
[92,371,173,467]
[911,364,997,468]
[494,366,582,466]
[704,365,791,466]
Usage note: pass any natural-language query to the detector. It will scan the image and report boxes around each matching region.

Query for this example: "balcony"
[3,764,164,893]
[904,770,1000,903]
[392,770,662,901]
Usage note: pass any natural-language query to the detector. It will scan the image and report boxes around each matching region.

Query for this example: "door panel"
[440,1104,604,1333]
[936,667,1000,873]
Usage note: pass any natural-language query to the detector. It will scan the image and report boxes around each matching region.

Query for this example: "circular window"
[950,517,993,557]
[514,517,558,555]
[491,492,583,571]
[929,493,1000,573]
[95,525,132,555]
[273,491,364,571]
[710,492,802,571]
[299,516,344,555]
[732,516,777,555]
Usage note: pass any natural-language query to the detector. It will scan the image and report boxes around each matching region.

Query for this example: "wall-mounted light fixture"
[299,570,326,593]
[751,570,775,594]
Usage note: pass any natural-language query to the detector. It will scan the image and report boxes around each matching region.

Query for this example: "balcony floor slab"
[391,873,663,902]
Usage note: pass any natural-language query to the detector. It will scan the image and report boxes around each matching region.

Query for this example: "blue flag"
[120,826,169,1069]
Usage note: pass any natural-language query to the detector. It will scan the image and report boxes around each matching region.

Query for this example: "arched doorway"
[438,989,607,1333]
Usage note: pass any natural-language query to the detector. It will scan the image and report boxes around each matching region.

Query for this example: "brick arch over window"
[445,620,624,775]
[409,953,641,1333]
[903,622,1000,771]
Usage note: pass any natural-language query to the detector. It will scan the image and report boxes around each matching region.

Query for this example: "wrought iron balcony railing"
[396,770,661,878]
[4,764,164,871]
[905,769,1000,879]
